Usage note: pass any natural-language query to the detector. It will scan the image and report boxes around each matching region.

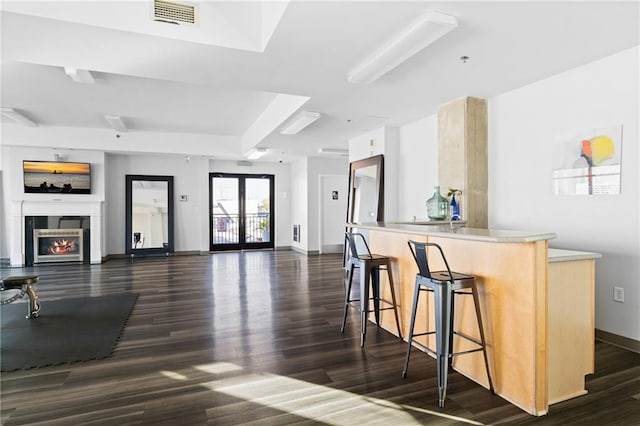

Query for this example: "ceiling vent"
[153,0,197,25]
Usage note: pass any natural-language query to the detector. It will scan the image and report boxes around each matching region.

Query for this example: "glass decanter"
[426,186,448,220]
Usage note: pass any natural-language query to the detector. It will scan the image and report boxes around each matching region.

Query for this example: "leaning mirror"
[346,154,384,224]
[343,155,384,267]
[125,175,174,256]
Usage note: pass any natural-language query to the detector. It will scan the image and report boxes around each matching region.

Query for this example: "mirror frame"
[125,174,174,256]
[346,154,385,224]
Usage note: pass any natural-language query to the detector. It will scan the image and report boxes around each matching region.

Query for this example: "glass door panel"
[245,178,272,244]
[211,177,239,245]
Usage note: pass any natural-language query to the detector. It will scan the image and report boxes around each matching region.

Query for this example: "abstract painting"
[552,125,622,195]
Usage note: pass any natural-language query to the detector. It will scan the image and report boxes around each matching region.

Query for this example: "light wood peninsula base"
[547,249,599,404]
[352,223,600,416]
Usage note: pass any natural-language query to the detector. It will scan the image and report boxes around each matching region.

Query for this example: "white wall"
[489,46,639,341]
[319,174,348,252]
[290,158,308,251]
[105,153,204,254]
[288,156,348,253]
[349,126,399,222]
[349,127,386,162]
[398,115,439,221]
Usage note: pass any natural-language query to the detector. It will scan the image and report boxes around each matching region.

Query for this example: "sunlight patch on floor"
[194,362,244,374]
[202,371,485,425]
[160,370,188,381]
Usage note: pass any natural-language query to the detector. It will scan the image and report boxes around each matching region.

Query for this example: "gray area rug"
[1,293,137,372]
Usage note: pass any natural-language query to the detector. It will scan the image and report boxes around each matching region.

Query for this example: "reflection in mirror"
[347,155,384,224]
[132,180,168,249]
[126,175,174,256]
[353,165,380,222]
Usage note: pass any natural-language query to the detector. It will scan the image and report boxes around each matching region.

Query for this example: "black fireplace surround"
[24,216,90,266]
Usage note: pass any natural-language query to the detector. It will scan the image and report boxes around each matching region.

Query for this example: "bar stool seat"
[402,240,493,407]
[341,232,402,347]
[1,275,41,319]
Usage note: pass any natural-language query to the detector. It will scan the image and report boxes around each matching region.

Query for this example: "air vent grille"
[153,0,196,25]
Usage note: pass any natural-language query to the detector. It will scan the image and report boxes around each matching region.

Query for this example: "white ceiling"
[1,1,638,162]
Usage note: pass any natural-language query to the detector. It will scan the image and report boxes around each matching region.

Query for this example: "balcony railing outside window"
[213,213,269,244]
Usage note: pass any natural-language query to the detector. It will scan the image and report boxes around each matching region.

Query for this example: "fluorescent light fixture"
[64,67,95,84]
[0,107,38,126]
[348,10,457,84]
[104,114,128,132]
[247,148,267,160]
[280,111,321,135]
[318,148,349,156]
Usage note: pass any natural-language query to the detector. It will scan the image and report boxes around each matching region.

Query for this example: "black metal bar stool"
[402,240,493,407]
[341,232,402,347]
[0,275,41,319]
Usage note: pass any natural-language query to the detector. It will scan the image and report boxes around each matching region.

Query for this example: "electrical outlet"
[613,286,625,303]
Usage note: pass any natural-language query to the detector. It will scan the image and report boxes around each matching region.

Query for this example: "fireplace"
[10,200,104,267]
[33,229,84,263]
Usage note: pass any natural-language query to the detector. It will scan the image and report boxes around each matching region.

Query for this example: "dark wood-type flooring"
[1,251,639,425]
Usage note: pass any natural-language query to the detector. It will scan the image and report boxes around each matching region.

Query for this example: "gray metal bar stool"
[341,232,402,347]
[402,240,493,407]
[1,275,41,319]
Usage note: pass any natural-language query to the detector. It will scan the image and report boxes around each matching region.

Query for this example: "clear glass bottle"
[426,186,448,220]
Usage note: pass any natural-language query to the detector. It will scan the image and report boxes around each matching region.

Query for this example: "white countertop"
[394,219,467,225]
[548,248,602,263]
[348,222,557,243]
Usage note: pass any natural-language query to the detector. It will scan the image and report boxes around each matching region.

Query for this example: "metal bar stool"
[1,275,41,319]
[402,240,493,407]
[341,232,402,347]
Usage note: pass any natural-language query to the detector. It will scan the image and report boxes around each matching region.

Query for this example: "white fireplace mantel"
[10,199,104,267]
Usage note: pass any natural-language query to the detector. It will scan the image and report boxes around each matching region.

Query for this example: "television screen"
[23,160,91,194]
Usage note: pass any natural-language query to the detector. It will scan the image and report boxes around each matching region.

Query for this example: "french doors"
[209,173,274,251]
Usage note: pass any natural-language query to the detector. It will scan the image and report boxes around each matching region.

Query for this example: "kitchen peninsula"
[349,222,600,416]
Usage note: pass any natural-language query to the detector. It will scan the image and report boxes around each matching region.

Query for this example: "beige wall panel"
[466,97,488,228]
[438,98,467,196]
[438,97,488,228]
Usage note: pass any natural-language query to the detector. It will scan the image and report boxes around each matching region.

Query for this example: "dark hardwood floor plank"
[2,251,639,425]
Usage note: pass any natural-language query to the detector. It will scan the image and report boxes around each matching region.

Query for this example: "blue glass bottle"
[450,193,460,221]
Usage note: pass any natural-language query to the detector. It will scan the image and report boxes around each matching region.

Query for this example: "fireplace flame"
[48,239,77,254]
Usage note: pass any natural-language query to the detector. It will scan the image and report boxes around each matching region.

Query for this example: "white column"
[10,201,25,267]
[89,201,103,263]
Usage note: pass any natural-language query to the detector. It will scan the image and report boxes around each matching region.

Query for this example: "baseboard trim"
[172,250,200,256]
[70,247,335,263]
[104,254,127,261]
[321,244,344,254]
[291,246,320,255]
[595,329,640,354]
[104,251,200,261]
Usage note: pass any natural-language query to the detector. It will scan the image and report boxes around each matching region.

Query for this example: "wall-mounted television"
[23,160,91,194]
